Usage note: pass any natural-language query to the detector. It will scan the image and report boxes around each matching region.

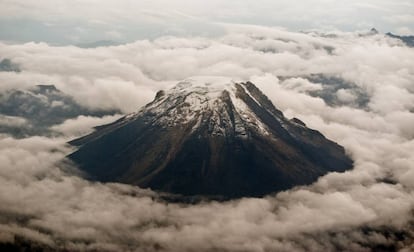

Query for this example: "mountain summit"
[69,77,353,198]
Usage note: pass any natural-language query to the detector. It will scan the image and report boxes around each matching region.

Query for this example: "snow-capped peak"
[121,76,291,139]
[128,76,286,137]
[170,76,242,100]
[69,77,353,199]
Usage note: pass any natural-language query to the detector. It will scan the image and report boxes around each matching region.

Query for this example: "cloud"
[0,115,28,128]
[0,25,413,251]
[1,24,412,113]
[1,0,414,45]
[50,114,122,137]
[396,27,414,36]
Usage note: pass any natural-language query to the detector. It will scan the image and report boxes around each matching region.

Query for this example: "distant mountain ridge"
[0,58,20,72]
[0,85,119,137]
[386,32,414,47]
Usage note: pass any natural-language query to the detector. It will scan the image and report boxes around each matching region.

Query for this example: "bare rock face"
[69,77,353,198]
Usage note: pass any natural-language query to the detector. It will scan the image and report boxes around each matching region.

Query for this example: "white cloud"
[1,24,412,114]
[396,26,414,36]
[0,25,413,251]
[336,89,357,103]
[282,77,323,92]
[0,115,28,128]
[50,114,123,137]
[0,0,414,44]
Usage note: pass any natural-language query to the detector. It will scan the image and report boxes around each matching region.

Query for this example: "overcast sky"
[0,0,413,44]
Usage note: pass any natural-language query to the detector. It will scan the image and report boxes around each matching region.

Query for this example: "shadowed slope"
[69,77,353,198]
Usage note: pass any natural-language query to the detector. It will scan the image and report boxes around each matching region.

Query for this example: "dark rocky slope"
[69,77,353,198]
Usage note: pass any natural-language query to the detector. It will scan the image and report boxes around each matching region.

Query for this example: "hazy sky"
[0,0,413,44]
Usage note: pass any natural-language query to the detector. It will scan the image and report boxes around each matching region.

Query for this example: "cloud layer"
[0,25,414,251]
[0,0,413,44]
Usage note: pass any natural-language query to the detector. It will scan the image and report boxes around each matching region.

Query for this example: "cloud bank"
[0,0,413,44]
[0,25,413,251]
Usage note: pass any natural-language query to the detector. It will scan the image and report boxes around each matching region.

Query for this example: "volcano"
[68,77,353,198]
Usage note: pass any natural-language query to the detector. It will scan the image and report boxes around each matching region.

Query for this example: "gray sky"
[0,0,413,44]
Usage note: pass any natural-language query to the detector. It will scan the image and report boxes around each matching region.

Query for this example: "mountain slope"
[0,85,119,137]
[386,32,414,47]
[69,77,353,198]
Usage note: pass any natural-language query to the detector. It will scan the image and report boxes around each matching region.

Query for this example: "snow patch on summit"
[230,93,270,136]
[120,76,278,137]
[173,76,239,101]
